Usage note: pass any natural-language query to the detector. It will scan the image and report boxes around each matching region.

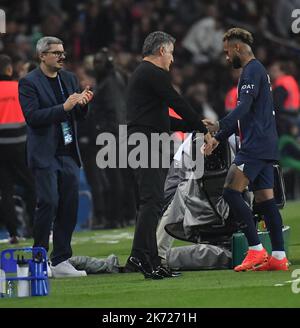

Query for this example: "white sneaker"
[50,260,87,278]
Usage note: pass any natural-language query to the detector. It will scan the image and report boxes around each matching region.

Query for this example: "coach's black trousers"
[128,129,169,269]
[32,156,79,266]
[130,165,168,269]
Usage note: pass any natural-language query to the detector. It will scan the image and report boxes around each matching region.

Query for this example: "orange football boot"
[234,248,268,272]
[254,255,289,271]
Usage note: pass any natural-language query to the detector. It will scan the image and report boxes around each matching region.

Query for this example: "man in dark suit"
[19,36,93,278]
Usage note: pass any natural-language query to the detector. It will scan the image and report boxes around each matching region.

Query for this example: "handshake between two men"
[202,119,221,156]
[63,86,94,112]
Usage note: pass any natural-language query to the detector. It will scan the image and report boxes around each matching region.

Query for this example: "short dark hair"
[223,28,254,46]
[0,54,12,75]
[142,31,175,57]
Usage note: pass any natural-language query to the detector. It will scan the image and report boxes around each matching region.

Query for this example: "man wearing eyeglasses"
[19,36,93,278]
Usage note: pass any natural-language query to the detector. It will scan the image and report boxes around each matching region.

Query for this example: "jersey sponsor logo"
[241,84,255,90]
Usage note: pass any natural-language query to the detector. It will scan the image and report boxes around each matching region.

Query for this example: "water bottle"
[0,268,6,298]
[17,256,30,297]
[29,255,48,296]
[7,280,17,298]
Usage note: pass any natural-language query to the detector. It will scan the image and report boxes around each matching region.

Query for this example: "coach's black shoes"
[156,265,182,278]
[128,256,164,280]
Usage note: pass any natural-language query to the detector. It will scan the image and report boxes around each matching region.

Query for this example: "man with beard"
[203,28,289,272]
[19,37,93,277]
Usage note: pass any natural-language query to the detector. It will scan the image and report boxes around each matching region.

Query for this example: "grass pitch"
[1,201,300,308]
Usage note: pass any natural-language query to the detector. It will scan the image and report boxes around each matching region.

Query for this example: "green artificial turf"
[1,201,300,308]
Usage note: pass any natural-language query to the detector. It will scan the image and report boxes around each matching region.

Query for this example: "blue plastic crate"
[0,247,49,298]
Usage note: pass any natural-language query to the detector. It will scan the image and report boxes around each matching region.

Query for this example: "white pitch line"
[72,232,134,245]
[273,278,300,288]
[284,279,300,284]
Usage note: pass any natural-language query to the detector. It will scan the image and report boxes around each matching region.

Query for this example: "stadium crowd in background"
[1,0,300,116]
[1,0,300,238]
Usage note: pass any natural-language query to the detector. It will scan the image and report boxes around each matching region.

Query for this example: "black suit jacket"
[19,68,88,168]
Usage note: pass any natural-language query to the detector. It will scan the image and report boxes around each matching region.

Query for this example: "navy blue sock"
[254,198,285,251]
[223,188,260,246]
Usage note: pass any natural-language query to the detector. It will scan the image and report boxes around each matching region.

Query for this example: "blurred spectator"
[269,61,300,114]
[170,65,183,93]
[83,0,115,54]
[14,34,33,60]
[278,117,300,199]
[220,0,260,26]
[74,63,96,90]
[185,82,218,121]
[279,117,300,165]
[110,0,134,50]
[0,54,36,242]
[80,48,135,229]
[67,19,86,62]
[182,4,224,64]
[18,60,39,79]
[255,46,268,65]
[11,55,26,80]
[224,68,241,113]
[41,14,64,39]
[269,61,300,136]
